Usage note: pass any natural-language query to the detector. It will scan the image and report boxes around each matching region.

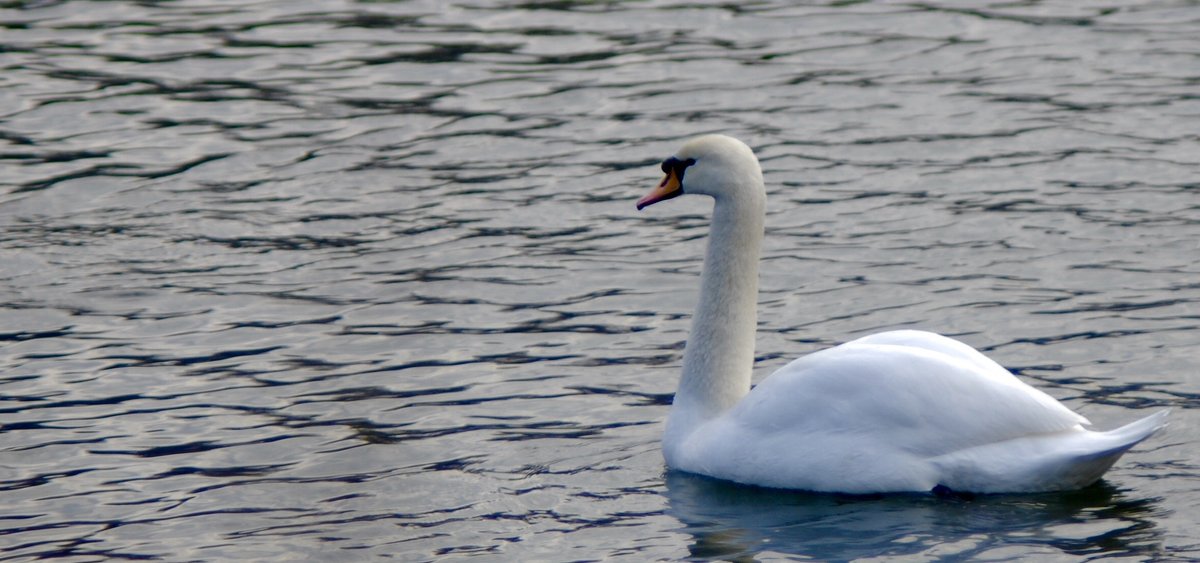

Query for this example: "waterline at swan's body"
[639,134,1168,494]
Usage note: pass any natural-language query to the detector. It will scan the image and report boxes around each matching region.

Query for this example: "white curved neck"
[668,187,765,434]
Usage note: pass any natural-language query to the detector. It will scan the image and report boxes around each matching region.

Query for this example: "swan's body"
[638,134,1168,494]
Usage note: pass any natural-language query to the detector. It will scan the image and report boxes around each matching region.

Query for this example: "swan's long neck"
[669,186,765,432]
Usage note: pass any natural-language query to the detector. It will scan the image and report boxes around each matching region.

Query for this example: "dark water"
[1,0,1198,560]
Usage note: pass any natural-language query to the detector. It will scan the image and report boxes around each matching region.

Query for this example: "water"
[1,0,1198,560]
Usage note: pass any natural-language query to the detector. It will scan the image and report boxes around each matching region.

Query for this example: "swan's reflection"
[664,471,1164,561]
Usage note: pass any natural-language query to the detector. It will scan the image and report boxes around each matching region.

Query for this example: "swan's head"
[637,134,763,210]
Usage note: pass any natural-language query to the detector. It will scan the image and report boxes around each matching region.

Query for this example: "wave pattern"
[1,0,1198,560]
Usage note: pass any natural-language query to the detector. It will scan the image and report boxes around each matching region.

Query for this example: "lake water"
[1,0,1198,561]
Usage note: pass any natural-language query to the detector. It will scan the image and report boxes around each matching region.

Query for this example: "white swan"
[638,134,1168,494]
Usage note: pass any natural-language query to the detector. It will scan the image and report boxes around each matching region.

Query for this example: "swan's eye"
[661,157,696,176]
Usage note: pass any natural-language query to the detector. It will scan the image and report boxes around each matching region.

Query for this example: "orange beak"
[637,168,683,210]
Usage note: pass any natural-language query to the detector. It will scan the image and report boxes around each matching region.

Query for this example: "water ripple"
[1,0,1198,561]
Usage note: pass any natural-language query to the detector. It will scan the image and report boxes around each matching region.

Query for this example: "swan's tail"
[1046,408,1170,490]
[932,409,1169,493]
[1082,408,1170,460]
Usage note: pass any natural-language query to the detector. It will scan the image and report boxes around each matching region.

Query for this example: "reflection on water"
[666,472,1164,561]
[1,0,1198,560]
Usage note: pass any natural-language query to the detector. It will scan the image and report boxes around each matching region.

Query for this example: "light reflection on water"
[1,0,1198,561]
[666,472,1166,561]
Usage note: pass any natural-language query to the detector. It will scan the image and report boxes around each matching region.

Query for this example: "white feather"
[641,134,1168,494]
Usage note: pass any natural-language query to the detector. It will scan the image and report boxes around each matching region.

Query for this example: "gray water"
[1,0,1198,561]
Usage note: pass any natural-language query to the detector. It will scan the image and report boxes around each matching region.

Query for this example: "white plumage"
[638,134,1168,494]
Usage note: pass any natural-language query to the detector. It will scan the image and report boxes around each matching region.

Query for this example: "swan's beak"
[637,169,683,210]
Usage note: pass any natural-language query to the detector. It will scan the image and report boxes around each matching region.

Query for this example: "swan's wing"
[732,331,1087,458]
[849,330,1038,385]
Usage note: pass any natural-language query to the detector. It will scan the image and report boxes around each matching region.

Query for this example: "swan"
[637,134,1168,494]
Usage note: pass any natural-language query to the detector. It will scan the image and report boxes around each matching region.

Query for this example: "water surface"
[1,0,1198,561]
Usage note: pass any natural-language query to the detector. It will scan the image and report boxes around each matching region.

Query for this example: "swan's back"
[735,331,1084,450]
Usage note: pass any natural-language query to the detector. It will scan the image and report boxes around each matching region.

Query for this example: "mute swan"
[637,134,1168,494]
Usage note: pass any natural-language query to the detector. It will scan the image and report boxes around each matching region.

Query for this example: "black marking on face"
[661,157,697,188]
